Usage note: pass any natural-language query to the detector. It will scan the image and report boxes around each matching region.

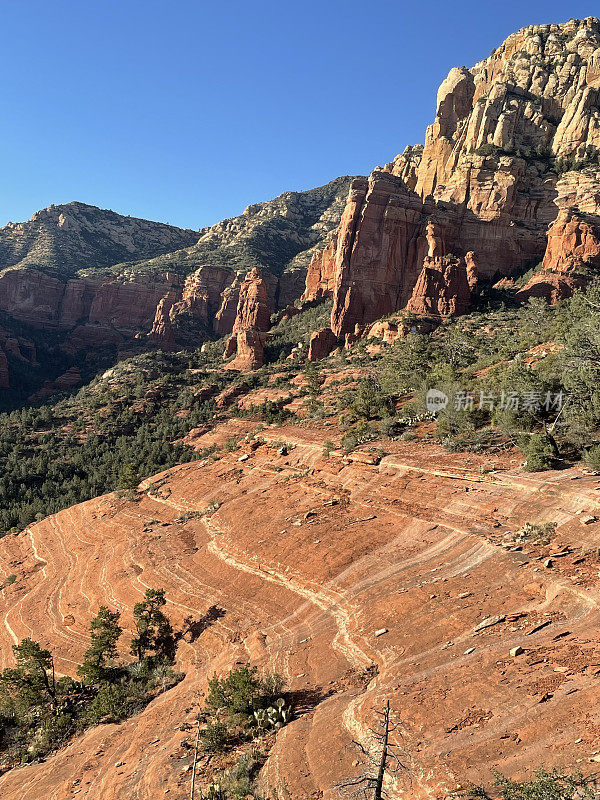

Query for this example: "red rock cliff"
[306,17,600,338]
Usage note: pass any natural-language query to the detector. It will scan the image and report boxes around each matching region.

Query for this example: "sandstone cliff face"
[224,268,271,370]
[302,235,338,302]
[305,17,600,340]
[541,208,600,271]
[0,180,354,389]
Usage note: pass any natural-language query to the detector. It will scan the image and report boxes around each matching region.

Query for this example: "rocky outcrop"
[225,329,266,370]
[224,269,271,370]
[114,177,354,308]
[147,294,177,350]
[29,367,82,400]
[541,209,600,272]
[307,17,600,340]
[302,235,338,301]
[307,327,338,361]
[406,253,476,317]
[230,268,270,334]
[0,178,354,389]
[518,206,600,300]
[516,271,586,303]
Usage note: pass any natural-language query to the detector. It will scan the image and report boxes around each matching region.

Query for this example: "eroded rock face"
[29,366,82,401]
[406,254,475,317]
[302,235,338,302]
[1,423,600,798]
[542,208,600,272]
[147,293,178,350]
[0,347,8,388]
[232,267,270,334]
[0,179,354,389]
[307,17,600,339]
[307,327,338,361]
[224,268,271,370]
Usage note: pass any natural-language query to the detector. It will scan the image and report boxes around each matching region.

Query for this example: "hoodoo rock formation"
[303,16,600,343]
[406,253,477,318]
[224,268,271,369]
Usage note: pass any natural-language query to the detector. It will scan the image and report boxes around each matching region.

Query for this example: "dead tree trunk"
[190,717,201,799]
[374,701,390,800]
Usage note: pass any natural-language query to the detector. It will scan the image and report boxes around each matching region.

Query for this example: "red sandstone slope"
[0,423,599,799]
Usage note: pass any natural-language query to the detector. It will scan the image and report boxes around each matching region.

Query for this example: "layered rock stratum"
[0,420,599,798]
[303,16,600,339]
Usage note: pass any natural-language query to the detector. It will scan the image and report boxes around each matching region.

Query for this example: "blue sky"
[1,0,597,230]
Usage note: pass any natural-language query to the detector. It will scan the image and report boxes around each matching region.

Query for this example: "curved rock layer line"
[0,426,599,798]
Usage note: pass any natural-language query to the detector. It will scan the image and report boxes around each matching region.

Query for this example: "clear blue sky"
[1,0,597,230]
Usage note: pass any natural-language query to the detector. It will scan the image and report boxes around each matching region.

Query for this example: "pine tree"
[79,606,122,684]
[117,463,141,499]
[130,588,174,664]
[11,638,56,705]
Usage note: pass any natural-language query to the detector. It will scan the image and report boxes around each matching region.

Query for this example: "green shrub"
[582,444,600,473]
[463,768,594,800]
[522,434,556,471]
[205,665,283,720]
[202,720,230,753]
[220,749,265,799]
[81,683,140,726]
[512,521,556,546]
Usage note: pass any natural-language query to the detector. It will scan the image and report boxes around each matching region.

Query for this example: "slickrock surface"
[304,17,600,338]
[1,424,599,798]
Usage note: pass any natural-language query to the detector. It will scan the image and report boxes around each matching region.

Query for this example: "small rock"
[374,628,388,637]
[464,647,475,655]
[473,615,506,633]
[543,558,553,568]
[510,646,524,657]
[237,454,249,462]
